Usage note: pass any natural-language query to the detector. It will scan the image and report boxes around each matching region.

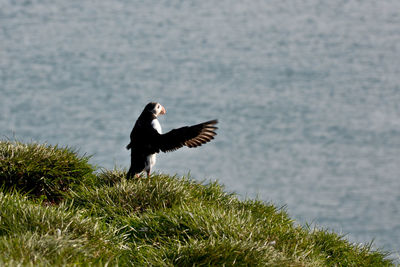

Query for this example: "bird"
[126,102,218,178]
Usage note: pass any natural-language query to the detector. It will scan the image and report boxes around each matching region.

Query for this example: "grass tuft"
[0,141,95,202]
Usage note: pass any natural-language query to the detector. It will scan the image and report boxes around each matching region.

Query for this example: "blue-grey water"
[1,0,399,259]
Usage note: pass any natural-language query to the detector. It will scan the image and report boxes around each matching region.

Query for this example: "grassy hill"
[0,141,395,266]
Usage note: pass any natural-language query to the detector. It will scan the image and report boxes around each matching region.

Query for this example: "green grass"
[0,141,95,202]
[0,141,396,266]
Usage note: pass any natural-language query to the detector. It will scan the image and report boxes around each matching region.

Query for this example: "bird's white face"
[153,103,166,117]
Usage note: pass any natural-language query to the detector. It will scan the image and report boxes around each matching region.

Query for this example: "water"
[1,0,399,259]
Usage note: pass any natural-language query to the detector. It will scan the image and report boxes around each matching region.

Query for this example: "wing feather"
[158,120,218,153]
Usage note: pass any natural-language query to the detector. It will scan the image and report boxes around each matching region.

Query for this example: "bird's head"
[145,102,166,117]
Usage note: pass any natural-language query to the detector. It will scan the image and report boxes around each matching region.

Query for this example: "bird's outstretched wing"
[157,120,218,153]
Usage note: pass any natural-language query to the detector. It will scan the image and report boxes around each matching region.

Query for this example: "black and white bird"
[126,102,218,178]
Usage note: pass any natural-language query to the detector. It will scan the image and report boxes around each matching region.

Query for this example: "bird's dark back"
[129,116,159,150]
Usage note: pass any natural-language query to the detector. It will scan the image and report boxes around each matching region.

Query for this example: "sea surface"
[1,0,399,259]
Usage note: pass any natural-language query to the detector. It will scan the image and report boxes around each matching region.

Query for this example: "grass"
[0,141,94,202]
[0,141,396,266]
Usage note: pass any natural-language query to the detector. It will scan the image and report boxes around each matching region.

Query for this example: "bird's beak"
[160,105,166,115]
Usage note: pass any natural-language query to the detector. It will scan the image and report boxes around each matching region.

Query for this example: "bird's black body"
[127,102,218,178]
[126,105,158,177]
